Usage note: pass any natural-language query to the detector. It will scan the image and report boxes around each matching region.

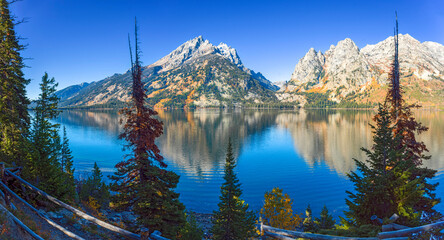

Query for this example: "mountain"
[282,34,444,107]
[57,36,278,108]
[55,82,90,100]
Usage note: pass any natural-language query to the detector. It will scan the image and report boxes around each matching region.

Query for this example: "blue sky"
[10,0,444,99]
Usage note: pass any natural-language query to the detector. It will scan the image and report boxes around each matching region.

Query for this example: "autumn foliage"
[110,21,185,237]
[261,187,302,230]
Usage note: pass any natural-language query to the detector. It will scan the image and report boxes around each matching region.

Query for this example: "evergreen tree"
[345,15,439,227]
[61,126,74,175]
[178,213,204,240]
[109,21,185,238]
[303,204,317,232]
[27,73,73,201]
[60,126,76,202]
[211,140,257,240]
[79,162,109,208]
[316,205,335,230]
[382,14,439,222]
[0,0,30,166]
[345,104,424,226]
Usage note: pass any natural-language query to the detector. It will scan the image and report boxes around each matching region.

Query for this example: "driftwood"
[378,220,444,239]
[0,203,44,240]
[5,169,141,240]
[262,225,379,240]
[0,181,84,240]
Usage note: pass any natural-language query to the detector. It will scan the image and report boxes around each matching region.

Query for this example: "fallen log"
[378,220,444,239]
[151,230,171,240]
[382,223,409,232]
[5,169,141,240]
[0,181,84,240]
[0,203,44,240]
[262,225,379,240]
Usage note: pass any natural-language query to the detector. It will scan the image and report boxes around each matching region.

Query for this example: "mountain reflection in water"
[54,109,444,215]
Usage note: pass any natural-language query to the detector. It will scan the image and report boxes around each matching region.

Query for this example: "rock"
[288,34,444,101]
[57,208,74,219]
[0,205,34,240]
[73,223,82,230]
[56,36,277,108]
[121,211,137,223]
[47,211,62,219]
[78,218,89,225]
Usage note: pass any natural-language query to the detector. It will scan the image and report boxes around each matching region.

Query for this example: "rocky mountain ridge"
[57,36,278,108]
[56,34,444,109]
[282,34,444,106]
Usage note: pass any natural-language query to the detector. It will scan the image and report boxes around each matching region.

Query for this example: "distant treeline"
[303,92,375,109]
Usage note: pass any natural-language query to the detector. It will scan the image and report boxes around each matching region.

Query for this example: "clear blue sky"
[10,0,444,99]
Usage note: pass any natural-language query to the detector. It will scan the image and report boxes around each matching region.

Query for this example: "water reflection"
[276,110,374,174]
[52,109,444,214]
[55,109,444,177]
[157,109,278,177]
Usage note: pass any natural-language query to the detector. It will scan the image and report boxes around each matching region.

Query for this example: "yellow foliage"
[186,89,196,104]
[260,187,302,230]
[307,83,327,93]
[154,98,172,109]
[83,196,106,220]
[148,89,164,98]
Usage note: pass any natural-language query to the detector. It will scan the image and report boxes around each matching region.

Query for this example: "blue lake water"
[52,109,444,218]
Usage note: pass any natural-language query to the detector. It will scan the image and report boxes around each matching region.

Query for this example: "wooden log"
[264,230,295,239]
[0,163,10,207]
[140,227,150,240]
[261,222,267,240]
[0,203,44,240]
[6,167,22,174]
[378,220,444,238]
[382,223,409,232]
[389,214,399,222]
[0,162,5,181]
[150,230,170,240]
[5,169,141,240]
[262,225,379,240]
[0,181,84,240]
[0,188,5,199]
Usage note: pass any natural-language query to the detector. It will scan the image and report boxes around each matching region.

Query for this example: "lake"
[53,109,444,218]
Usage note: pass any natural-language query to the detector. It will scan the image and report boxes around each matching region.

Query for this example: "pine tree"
[345,15,439,227]
[303,204,317,232]
[211,140,257,240]
[109,21,185,238]
[345,104,424,226]
[60,126,76,202]
[27,73,73,201]
[178,213,204,240]
[383,14,439,222]
[316,205,335,230]
[0,0,30,166]
[79,162,109,208]
[61,127,74,175]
